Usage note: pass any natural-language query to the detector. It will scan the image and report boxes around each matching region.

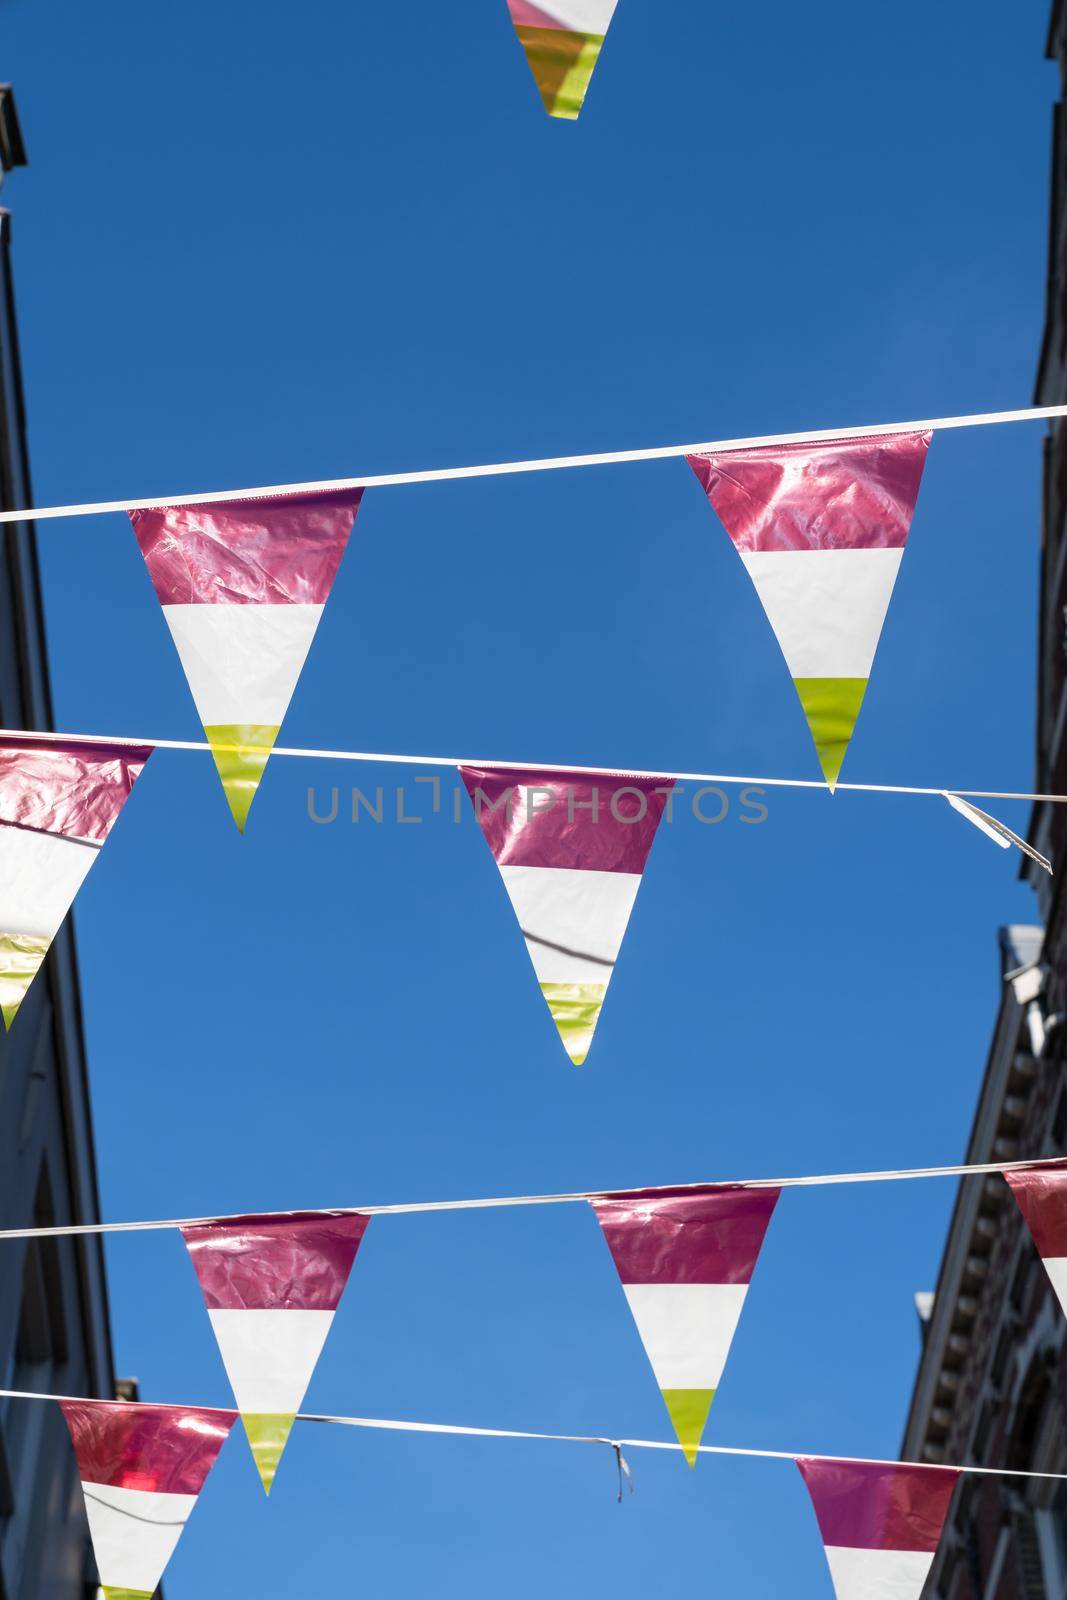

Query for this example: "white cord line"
[0,726,1062,806]
[0,1155,1054,1242]
[0,404,1064,526]
[0,1388,1062,1482]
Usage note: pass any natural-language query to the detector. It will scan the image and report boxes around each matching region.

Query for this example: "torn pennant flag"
[130,489,363,831]
[797,1457,958,1600]
[0,737,150,1029]
[507,0,618,119]
[687,432,931,789]
[590,1185,780,1464]
[460,765,673,1066]
[60,1399,235,1600]
[181,1211,369,1493]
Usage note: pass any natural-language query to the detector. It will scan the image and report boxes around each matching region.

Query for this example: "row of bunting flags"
[1,432,944,1052]
[60,1394,962,1600]
[125,431,932,818]
[30,1161,1067,1598]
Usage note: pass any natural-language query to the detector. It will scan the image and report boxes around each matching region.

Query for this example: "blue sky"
[1,0,1058,1593]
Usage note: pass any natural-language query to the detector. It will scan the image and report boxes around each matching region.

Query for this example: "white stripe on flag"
[621,1283,748,1391]
[82,1481,197,1592]
[207,1308,334,1414]
[161,603,324,726]
[1042,1257,1067,1317]
[525,0,618,32]
[499,866,640,986]
[824,1546,935,1600]
[740,549,904,680]
[0,825,99,937]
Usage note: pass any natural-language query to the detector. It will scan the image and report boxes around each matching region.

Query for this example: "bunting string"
[0,1388,1064,1483]
[0,725,1062,806]
[0,403,1063,526]
[0,1155,1057,1242]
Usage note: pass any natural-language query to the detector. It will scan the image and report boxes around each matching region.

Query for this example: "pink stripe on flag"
[130,489,364,606]
[508,0,566,24]
[460,767,673,875]
[1005,1165,1067,1259]
[0,738,151,842]
[687,433,931,553]
[182,1212,369,1312]
[796,1459,958,1553]
[590,1186,780,1285]
[60,1401,235,1495]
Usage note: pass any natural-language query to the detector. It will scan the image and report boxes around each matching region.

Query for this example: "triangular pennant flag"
[460,765,673,1065]
[60,1399,235,1600]
[181,1211,369,1493]
[687,433,932,789]
[797,1457,959,1600]
[506,0,618,119]
[130,490,363,832]
[0,737,150,1030]
[590,1185,780,1465]
[1005,1165,1067,1314]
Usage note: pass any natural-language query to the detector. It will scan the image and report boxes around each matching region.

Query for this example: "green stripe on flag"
[0,932,50,1030]
[792,678,868,791]
[661,1389,716,1469]
[242,1412,296,1495]
[204,724,280,833]
[539,982,606,1066]
[513,26,604,119]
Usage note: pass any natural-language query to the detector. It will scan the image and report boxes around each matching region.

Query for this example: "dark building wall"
[902,9,1067,1597]
[0,87,116,1600]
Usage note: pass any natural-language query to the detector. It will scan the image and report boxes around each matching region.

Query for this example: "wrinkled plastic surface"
[130,490,363,606]
[796,1458,959,1553]
[1005,1164,1067,1257]
[182,1212,369,1311]
[0,738,150,842]
[60,1401,235,1494]
[687,433,932,553]
[461,766,673,874]
[591,1186,780,1284]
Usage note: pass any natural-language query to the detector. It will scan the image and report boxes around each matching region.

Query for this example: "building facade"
[0,86,119,1600]
[901,8,1067,1597]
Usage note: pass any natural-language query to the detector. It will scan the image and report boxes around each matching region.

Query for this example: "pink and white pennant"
[461,765,674,1065]
[0,736,151,1029]
[181,1211,369,1493]
[130,490,363,832]
[687,433,931,789]
[60,1399,234,1600]
[590,1185,780,1464]
[797,1458,959,1600]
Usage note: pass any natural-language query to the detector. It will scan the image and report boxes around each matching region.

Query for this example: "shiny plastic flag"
[0,737,150,1029]
[507,0,618,119]
[1005,1166,1067,1314]
[60,1399,235,1600]
[181,1211,369,1493]
[591,1185,780,1464]
[461,765,673,1065]
[687,433,931,789]
[797,1458,958,1600]
[130,490,363,831]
